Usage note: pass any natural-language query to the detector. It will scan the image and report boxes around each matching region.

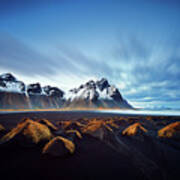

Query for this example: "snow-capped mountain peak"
[67,78,123,102]
[0,73,132,109]
[43,85,64,97]
[67,80,99,101]
[0,73,64,98]
[65,78,132,108]
[96,78,110,91]
[0,73,25,93]
[0,73,17,81]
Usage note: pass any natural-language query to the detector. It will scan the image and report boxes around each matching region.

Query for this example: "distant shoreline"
[0,108,180,117]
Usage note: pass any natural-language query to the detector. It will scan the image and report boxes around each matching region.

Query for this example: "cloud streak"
[0,34,58,76]
[110,36,180,107]
[0,33,180,108]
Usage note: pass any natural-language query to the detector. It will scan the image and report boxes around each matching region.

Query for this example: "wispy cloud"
[0,33,58,76]
[0,33,180,108]
[110,36,180,107]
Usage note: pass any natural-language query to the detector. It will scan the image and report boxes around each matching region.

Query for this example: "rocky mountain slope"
[0,73,64,109]
[65,78,132,108]
[0,73,132,109]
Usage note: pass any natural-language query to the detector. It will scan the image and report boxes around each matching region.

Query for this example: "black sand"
[0,111,180,180]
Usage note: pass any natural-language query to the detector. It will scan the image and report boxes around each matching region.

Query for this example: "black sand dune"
[0,111,180,180]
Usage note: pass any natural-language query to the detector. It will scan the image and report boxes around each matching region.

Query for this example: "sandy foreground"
[0,110,180,180]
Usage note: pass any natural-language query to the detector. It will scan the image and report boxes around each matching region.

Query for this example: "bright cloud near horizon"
[0,0,180,109]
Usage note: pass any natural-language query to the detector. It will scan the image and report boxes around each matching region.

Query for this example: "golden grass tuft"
[106,119,119,129]
[60,121,71,129]
[38,119,58,131]
[146,116,153,121]
[59,120,85,131]
[122,122,147,136]
[82,119,104,132]
[158,121,180,138]
[0,118,52,144]
[42,136,75,157]
[82,119,117,133]
[0,124,5,132]
[81,119,114,140]
[66,129,82,139]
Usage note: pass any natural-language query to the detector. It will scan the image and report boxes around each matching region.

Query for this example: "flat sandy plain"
[0,110,180,180]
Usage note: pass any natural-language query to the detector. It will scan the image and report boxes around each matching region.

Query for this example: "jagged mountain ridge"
[0,73,25,93]
[0,73,132,109]
[0,73,65,109]
[0,73,64,97]
[65,78,132,108]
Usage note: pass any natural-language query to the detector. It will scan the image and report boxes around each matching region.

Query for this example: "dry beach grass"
[0,111,179,180]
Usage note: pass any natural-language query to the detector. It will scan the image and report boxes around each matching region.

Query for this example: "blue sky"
[0,0,180,108]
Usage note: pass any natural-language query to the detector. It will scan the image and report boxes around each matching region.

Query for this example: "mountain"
[0,73,25,93]
[65,78,132,109]
[27,83,64,108]
[0,73,64,109]
[0,73,30,109]
[0,73,132,109]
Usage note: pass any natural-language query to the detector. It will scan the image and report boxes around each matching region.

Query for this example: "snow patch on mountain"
[66,78,123,102]
[0,73,25,93]
[0,73,132,109]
